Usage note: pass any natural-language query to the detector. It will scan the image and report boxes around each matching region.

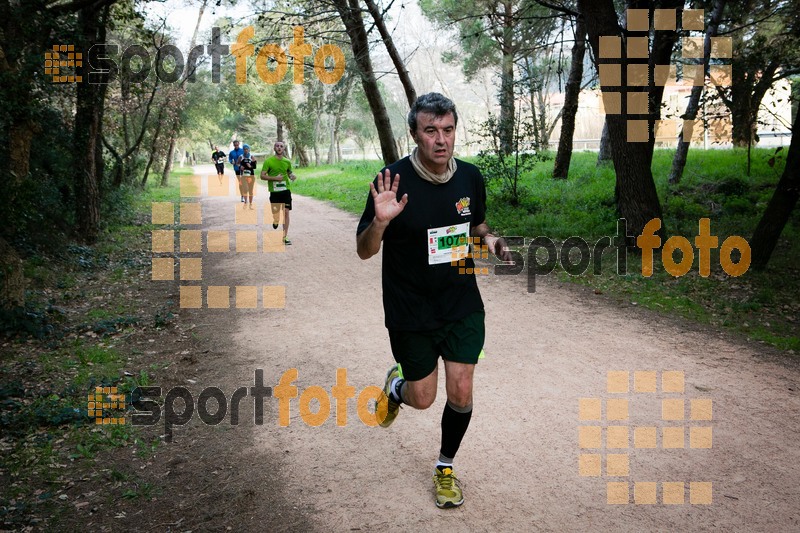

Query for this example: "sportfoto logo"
[463,218,750,292]
[49,25,344,85]
[101,369,387,442]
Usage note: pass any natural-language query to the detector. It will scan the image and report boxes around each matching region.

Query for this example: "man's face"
[274,142,285,155]
[411,111,456,174]
[233,141,240,149]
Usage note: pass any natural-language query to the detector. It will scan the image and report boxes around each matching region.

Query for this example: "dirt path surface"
[166,165,800,531]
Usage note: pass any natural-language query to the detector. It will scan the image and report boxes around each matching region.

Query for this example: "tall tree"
[750,1,800,269]
[597,119,612,165]
[716,0,800,148]
[332,0,400,164]
[750,106,799,269]
[74,4,112,243]
[327,69,357,164]
[553,13,587,179]
[363,0,417,107]
[578,0,684,239]
[668,0,727,184]
[161,0,207,185]
[421,0,554,154]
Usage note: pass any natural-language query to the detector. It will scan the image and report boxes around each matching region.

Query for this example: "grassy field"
[292,148,800,352]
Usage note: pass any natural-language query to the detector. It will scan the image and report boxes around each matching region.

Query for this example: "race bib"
[427,222,470,265]
[273,181,287,191]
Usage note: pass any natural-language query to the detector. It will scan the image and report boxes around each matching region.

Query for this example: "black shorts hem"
[270,190,292,210]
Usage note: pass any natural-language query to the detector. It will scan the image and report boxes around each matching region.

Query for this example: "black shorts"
[215,163,224,173]
[270,190,292,210]
[388,310,485,381]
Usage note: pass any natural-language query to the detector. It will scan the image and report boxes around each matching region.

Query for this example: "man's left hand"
[486,235,514,263]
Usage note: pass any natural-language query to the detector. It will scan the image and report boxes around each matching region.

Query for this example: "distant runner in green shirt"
[260,141,297,245]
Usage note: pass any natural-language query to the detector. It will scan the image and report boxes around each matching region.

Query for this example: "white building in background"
[544,77,794,151]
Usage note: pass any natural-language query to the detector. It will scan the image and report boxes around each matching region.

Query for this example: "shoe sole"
[435,499,464,509]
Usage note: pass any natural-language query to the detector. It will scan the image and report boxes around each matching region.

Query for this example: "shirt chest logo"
[455,197,471,216]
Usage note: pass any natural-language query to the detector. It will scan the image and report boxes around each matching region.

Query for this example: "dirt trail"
[172,165,800,531]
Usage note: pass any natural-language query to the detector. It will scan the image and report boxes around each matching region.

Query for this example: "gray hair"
[408,92,458,133]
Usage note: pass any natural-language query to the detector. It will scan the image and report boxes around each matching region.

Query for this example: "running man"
[260,141,296,245]
[228,140,245,203]
[211,145,226,184]
[356,93,511,509]
[237,144,258,209]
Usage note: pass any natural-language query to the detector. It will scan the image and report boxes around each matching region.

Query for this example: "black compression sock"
[440,401,473,461]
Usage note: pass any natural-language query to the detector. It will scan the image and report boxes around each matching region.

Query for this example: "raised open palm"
[371,168,408,224]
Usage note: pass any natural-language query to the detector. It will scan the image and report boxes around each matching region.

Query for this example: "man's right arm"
[357,219,389,260]
[356,169,407,260]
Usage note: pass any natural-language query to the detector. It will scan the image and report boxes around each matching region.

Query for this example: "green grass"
[292,161,376,214]
[293,149,799,353]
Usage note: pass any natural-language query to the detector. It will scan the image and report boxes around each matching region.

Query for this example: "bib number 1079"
[437,233,467,250]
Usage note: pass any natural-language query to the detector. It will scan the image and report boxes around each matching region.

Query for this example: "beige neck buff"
[410,147,457,185]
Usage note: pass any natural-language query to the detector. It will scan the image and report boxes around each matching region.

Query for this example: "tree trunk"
[553,15,586,179]
[595,3,628,168]
[333,0,400,165]
[579,0,664,240]
[102,136,124,188]
[112,81,160,188]
[327,116,337,164]
[161,132,177,186]
[727,54,779,148]
[363,0,416,107]
[645,0,683,163]
[8,120,38,184]
[154,5,204,187]
[670,0,727,184]
[142,106,166,187]
[597,119,612,165]
[73,6,109,244]
[498,0,515,155]
[750,106,799,270]
[329,72,354,164]
[296,145,310,167]
[313,113,321,166]
[0,236,25,310]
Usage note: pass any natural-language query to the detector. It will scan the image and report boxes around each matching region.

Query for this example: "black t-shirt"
[240,156,257,175]
[357,157,486,331]
[212,150,226,163]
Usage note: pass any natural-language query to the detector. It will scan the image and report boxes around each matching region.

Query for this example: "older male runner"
[356,92,511,509]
